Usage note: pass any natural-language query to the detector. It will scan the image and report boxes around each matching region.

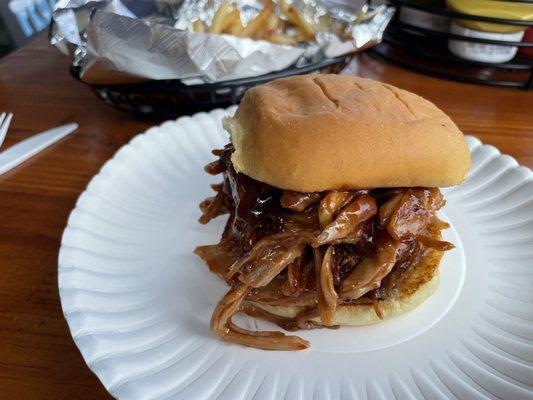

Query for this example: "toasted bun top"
[223,75,471,192]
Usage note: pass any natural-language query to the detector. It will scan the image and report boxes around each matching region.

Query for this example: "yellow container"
[446,0,533,33]
[446,0,532,63]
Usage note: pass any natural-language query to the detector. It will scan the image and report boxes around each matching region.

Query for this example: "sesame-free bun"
[247,224,444,326]
[223,75,471,192]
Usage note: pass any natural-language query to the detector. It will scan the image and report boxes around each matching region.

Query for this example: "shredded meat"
[199,190,228,224]
[431,216,451,230]
[316,195,377,245]
[387,188,445,241]
[194,144,453,350]
[378,192,403,227]
[373,241,425,300]
[281,259,302,296]
[225,231,313,284]
[318,191,355,228]
[240,303,302,331]
[247,286,316,306]
[211,283,309,350]
[194,239,241,279]
[238,241,306,288]
[418,233,454,251]
[340,237,408,300]
[281,191,321,212]
[315,246,337,326]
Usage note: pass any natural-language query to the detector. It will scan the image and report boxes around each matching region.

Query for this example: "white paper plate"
[58,107,533,400]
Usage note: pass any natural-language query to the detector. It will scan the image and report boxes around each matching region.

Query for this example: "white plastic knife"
[0,123,78,176]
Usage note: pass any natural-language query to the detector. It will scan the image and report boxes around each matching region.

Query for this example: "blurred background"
[1,0,531,116]
[0,0,55,57]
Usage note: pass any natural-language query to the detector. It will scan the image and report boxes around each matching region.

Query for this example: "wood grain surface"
[0,36,531,399]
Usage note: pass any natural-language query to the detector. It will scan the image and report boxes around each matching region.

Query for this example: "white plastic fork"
[0,113,13,149]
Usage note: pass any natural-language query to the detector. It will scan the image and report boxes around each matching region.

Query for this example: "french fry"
[253,14,277,39]
[355,8,379,24]
[257,14,281,40]
[279,0,315,41]
[222,9,242,34]
[239,3,274,37]
[268,33,297,46]
[295,31,305,41]
[266,14,280,31]
[253,26,266,40]
[277,18,287,32]
[200,0,311,45]
[193,19,206,33]
[228,18,244,35]
[208,2,232,34]
[288,7,315,40]
[278,0,290,14]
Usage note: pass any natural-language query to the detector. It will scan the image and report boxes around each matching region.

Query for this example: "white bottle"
[448,22,525,63]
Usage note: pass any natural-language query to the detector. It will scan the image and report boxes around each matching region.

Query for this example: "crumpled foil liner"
[50,0,394,84]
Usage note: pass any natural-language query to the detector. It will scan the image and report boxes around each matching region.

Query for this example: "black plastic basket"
[368,0,533,89]
[72,55,352,118]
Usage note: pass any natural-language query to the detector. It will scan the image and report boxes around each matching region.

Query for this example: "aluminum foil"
[51,0,394,84]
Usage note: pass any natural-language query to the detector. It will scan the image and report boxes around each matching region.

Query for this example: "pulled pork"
[194,144,453,350]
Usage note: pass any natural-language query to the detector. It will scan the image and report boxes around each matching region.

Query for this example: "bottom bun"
[249,229,444,326]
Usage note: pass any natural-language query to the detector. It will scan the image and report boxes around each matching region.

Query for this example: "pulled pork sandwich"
[194,74,471,350]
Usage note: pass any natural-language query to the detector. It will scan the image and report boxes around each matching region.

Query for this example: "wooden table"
[0,36,531,399]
